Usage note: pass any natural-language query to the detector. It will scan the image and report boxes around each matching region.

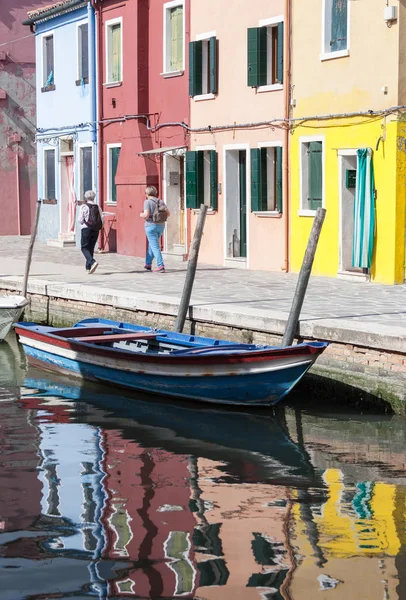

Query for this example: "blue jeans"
[145,223,165,267]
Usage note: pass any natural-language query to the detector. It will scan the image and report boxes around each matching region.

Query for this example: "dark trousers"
[81,228,99,270]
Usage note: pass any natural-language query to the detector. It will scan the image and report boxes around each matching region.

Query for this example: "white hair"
[84,190,96,201]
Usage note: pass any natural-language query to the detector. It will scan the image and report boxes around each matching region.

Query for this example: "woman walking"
[140,186,170,272]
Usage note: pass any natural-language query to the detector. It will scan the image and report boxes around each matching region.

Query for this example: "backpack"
[152,198,168,224]
[85,203,103,232]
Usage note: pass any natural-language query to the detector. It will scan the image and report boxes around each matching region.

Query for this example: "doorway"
[163,152,186,260]
[225,148,248,264]
[339,152,362,275]
[60,139,76,241]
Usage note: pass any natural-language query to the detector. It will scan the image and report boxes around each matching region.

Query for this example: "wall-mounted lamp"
[384,5,397,27]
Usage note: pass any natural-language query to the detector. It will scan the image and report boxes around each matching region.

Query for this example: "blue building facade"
[25,0,97,246]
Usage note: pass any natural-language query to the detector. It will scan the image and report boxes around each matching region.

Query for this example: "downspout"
[16,149,21,235]
[91,0,104,212]
[283,0,292,272]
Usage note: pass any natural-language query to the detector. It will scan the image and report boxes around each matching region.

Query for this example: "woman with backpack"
[140,186,170,273]
[78,190,104,274]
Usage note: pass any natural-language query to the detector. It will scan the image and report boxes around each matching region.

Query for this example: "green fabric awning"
[352,148,375,269]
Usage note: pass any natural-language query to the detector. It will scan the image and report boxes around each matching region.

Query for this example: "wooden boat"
[0,295,28,342]
[14,318,328,406]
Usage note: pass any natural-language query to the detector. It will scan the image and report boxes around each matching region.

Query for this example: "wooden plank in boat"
[55,326,115,338]
[72,332,161,344]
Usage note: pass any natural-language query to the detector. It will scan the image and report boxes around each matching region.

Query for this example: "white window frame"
[321,0,350,61]
[78,143,94,201]
[162,0,185,77]
[193,31,217,101]
[257,15,284,93]
[105,17,123,85]
[299,135,325,216]
[76,19,89,82]
[106,143,121,205]
[41,30,55,88]
[254,141,283,217]
[43,147,56,200]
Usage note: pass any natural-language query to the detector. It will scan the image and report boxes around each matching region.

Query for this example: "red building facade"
[0,1,45,235]
[96,0,190,258]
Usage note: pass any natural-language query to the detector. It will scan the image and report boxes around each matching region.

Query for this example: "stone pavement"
[0,236,405,352]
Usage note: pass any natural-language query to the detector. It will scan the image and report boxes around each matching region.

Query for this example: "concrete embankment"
[0,237,405,413]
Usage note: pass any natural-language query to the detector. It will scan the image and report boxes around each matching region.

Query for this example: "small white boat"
[0,295,28,342]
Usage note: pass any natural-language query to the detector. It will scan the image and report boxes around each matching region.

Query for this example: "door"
[225,149,247,260]
[239,151,247,258]
[340,154,361,273]
[164,153,185,255]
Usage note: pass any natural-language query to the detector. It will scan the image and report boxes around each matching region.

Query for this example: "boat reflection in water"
[1,368,405,599]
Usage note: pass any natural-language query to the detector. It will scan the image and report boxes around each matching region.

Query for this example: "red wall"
[0,1,46,235]
[99,0,190,256]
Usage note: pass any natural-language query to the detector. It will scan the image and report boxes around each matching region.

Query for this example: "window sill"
[106,201,117,206]
[193,207,216,214]
[193,93,216,102]
[253,211,282,217]
[161,70,184,79]
[298,209,319,217]
[320,49,349,62]
[41,84,55,93]
[42,198,57,205]
[103,81,122,88]
[257,83,283,93]
[75,78,89,86]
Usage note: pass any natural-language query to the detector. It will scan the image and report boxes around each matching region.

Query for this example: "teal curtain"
[352,148,375,269]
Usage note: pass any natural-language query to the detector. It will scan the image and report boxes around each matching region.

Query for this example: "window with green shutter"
[189,36,218,97]
[247,21,284,88]
[301,141,323,211]
[186,150,218,209]
[108,145,121,204]
[106,20,122,84]
[330,0,348,51]
[165,3,184,73]
[44,148,56,200]
[250,146,283,212]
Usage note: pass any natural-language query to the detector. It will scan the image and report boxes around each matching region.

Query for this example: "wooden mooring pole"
[22,199,42,299]
[282,207,326,347]
[174,204,208,333]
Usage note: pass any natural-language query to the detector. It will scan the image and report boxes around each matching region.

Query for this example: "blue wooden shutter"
[209,36,217,94]
[210,150,218,210]
[247,28,266,87]
[276,146,283,213]
[308,142,322,210]
[331,0,348,52]
[186,151,203,209]
[189,41,202,97]
[276,22,284,84]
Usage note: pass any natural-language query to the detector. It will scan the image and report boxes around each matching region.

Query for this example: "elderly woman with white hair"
[78,190,104,274]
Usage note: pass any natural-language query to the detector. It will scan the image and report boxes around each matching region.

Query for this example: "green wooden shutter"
[111,146,120,203]
[308,142,322,210]
[189,41,202,97]
[260,148,268,210]
[111,24,121,82]
[186,151,204,209]
[209,36,217,94]
[209,150,217,210]
[248,28,267,87]
[251,149,261,211]
[276,22,284,84]
[170,6,183,71]
[276,146,283,213]
[331,0,348,52]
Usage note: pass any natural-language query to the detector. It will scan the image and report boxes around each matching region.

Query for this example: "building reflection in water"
[7,382,404,599]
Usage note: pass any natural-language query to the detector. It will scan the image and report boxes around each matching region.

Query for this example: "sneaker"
[144,264,152,271]
[86,269,90,275]
[154,265,165,273]
[89,261,99,274]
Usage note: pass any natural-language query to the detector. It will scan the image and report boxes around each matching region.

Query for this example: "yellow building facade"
[290,0,406,284]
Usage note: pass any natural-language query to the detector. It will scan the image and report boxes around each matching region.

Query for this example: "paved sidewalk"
[0,236,405,352]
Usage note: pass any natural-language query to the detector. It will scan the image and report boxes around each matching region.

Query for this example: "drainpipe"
[283,0,292,272]
[91,0,104,212]
[88,1,97,146]
[15,149,21,235]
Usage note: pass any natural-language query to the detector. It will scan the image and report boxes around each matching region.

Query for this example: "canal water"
[0,334,405,600]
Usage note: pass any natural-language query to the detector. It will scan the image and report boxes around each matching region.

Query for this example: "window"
[189,35,217,97]
[247,20,283,88]
[301,140,324,212]
[79,146,93,200]
[251,146,282,212]
[163,1,184,74]
[78,23,89,83]
[107,144,121,204]
[42,34,54,90]
[323,0,348,56]
[186,150,218,210]
[44,149,56,200]
[106,19,122,83]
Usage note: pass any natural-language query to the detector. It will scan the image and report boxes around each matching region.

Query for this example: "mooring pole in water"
[174,204,208,333]
[282,207,326,347]
[22,199,42,299]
